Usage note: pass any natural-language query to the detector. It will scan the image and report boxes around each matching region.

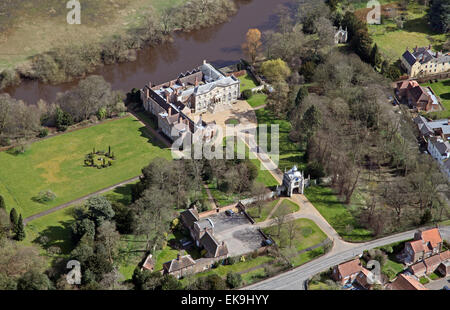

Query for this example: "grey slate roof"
[180,208,199,229]
[200,231,228,258]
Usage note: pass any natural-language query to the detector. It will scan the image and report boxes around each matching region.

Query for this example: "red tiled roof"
[420,228,442,248]
[408,240,426,254]
[424,255,442,269]
[410,261,426,275]
[440,250,450,261]
[390,274,428,290]
[337,258,362,278]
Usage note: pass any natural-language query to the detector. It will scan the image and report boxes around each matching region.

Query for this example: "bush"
[38,128,49,138]
[227,256,240,265]
[242,89,253,100]
[33,190,57,204]
[226,272,242,288]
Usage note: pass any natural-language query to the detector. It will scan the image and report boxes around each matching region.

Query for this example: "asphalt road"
[243,225,450,290]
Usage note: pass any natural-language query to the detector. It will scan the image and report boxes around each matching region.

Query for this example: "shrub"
[33,190,57,204]
[38,128,49,138]
[226,272,242,288]
[227,256,240,265]
[242,89,253,100]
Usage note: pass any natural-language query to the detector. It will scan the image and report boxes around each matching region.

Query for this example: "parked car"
[443,286,449,290]
[225,209,234,216]
[262,239,273,246]
[179,239,193,247]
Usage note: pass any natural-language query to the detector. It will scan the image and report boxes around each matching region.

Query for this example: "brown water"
[3,0,292,104]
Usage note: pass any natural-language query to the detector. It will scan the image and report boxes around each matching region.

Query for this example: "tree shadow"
[32,220,75,255]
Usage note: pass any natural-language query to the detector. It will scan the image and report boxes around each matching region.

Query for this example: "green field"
[247,199,280,223]
[0,0,184,70]
[247,93,267,108]
[305,186,373,242]
[0,116,171,218]
[366,3,447,61]
[238,73,258,92]
[421,79,450,119]
[255,108,305,172]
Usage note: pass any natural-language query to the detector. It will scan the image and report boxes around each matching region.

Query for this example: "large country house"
[401,46,450,78]
[395,80,440,112]
[140,61,240,142]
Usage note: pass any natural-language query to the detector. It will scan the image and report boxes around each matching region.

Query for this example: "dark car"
[225,209,234,216]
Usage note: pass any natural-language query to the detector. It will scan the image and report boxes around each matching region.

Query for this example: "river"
[2,0,293,104]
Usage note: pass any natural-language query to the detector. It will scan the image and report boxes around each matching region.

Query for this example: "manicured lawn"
[247,199,280,223]
[421,79,450,119]
[304,185,373,242]
[0,116,171,218]
[238,73,258,92]
[272,199,300,218]
[247,93,267,108]
[419,276,429,285]
[366,3,446,61]
[241,267,266,285]
[290,245,326,267]
[382,258,405,281]
[255,108,305,172]
[429,272,441,281]
[263,218,328,254]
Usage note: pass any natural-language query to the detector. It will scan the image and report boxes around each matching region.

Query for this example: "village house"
[401,46,450,78]
[140,61,240,143]
[180,207,228,259]
[408,249,450,277]
[402,228,443,264]
[162,254,196,279]
[414,116,450,180]
[395,80,440,112]
[387,273,428,290]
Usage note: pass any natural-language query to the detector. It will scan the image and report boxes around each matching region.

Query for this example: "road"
[243,225,450,290]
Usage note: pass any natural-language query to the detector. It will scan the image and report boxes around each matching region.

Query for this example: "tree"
[430,0,450,33]
[0,195,5,210]
[286,220,299,249]
[370,44,382,69]
[17,270,53,290]
[85,196,115,227]
[294,86,309,107]
[299,105,322,143]
[0,209,10,240]
[15,214,26,241]
[260,59,291,83]
[242,28,262,64]
[226,271,242,288]
[96,221,120,264]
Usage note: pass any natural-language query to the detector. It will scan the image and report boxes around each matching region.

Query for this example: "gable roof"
[419,228,443,248]
[163,254,196,273]
[336,258,362,278]
[402,50,417,66]
[390,274,428,290]
[410,261,426,275]
[407,240,427,254]
[180,208,199,229]
[200,231,228,258]
[440,250,450,261]
[424,254,442,269]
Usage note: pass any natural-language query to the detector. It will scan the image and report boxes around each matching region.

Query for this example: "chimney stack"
[168,107,172,116]
[195,77,199,87]
[146,88,149,99]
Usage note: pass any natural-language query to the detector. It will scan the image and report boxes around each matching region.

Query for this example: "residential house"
[355,268,380,290]
[395,80,440,112]
[332,258,363,285]
[142,254,155,272]
[401,46,450,78]
[427,136,450,180]
[437,260,450,277]
[179,207,229,259]
[408,261,426,277]
[402,228,443,264]
[162,254,196,279]
[424,255,443,274]
[409,249,450,277]
[414,116,450,141]
[388,274,428,290]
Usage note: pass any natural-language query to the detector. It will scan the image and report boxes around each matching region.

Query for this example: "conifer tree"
[15,214,26,241]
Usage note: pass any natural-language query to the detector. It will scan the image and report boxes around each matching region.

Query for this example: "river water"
[3,0,292,104]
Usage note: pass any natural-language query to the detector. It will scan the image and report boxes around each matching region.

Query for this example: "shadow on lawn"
[403,16,435,35]
[32,220,75,255]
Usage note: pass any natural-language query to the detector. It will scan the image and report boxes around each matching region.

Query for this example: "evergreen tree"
[430,0,450,34]
[0,195,5,210]
[370,44,382,69]
[294,86,309,107]
[15,214,26,241]
[9,208,18,227]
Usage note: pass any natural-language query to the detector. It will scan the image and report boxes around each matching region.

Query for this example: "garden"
[421,79,450,119]
[0,116,171,218]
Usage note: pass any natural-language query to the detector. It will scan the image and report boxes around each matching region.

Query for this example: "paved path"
[24,176,140,224]
[425,276,450,290]
[243,225,450,290]
[265,198,284,221]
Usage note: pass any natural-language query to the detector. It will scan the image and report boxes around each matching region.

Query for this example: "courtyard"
[206,212,265,257]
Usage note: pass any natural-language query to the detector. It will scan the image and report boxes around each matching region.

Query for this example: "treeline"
[0,75,125,147]
[0,0,237,89]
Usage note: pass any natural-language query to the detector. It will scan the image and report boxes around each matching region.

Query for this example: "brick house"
[401,46,450,78]
[402,228,443,264]
[395,80,440,112]
[162,254,196,279]
[332,258,363,285]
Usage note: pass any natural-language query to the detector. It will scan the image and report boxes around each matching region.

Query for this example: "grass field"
[421,79,450,119]
[238,73,258,92]
[255,108,305,172]
[247,93,267,108]
[304,186,373,242]
[365,2,447,61]
[0,116,171,218]
[247,199,280,223]
[0,0,184,70]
